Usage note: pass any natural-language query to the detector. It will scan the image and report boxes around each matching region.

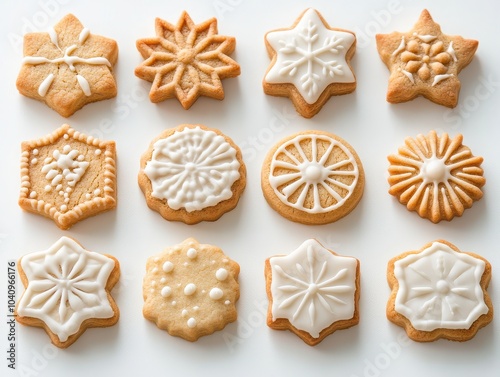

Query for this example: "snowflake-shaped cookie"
[388,130,484,223]
[263,8,356,118]
[15,236,120,348]
[387,240,492,342]
[143,238,240,341]
[16,14,118,117]
[376,9,478,108]
[19,124,117,230]
[135,11,240,109]
[265,239,359,345]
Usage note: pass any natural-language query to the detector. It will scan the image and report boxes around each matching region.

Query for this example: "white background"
[1,0,499,376]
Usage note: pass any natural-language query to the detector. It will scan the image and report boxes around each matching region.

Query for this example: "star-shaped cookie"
[263,8,356,118]
[376,9,478,108]
[135,12,240,109]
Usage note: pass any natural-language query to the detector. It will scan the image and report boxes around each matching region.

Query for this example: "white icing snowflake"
[144,126,241,212]
[41,145,89,191]
[270,239,357,338]
[394,242,489,331]
[265,8,355,104]
[17,237,116,342]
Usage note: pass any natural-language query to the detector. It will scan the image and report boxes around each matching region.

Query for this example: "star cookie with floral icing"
[376,9,478,108]
[387,130,484,223]
[15,236,120,348]
[143,238,240,341]
[263,8,356,118]
[19,124,117,230]
[135,11,240,109]
[387,240,492,342]
[16,14,118,117]
[265,239,360,346]
[138,124,246,224]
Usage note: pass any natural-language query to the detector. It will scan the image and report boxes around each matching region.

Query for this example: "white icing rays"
[23,26,111,97]
[17,237,115,342]
[144,126,240,212]
[394,242,488,331]
[270,239,357,338]
[269,134,359,214]
[388,131,484,222]
[265,9,355,104]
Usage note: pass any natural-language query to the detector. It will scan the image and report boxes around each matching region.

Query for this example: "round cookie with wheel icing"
[387,130,485,223]
[138,124,246,224]
[143,238,240,341]
[387,240,493,342]
[261,130,364,225]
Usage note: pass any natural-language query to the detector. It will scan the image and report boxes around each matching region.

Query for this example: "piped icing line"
[413,33,437,43]
[392,36,406,56]
[48,27,60,50]
[432,73,454,86]
[38,73,55,96]
[76,74,91,96]
[78,27,90,44]
[446,41,458,62]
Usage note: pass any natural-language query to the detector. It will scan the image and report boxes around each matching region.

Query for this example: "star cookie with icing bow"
[376,9,478,108]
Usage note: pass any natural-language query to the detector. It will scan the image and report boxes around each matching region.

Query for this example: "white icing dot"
[193,306,199,311]
[187,248,197,259]
[29,191,37,199]
[209,288,223,300]
[160,278,166,284]
[60,205,67,212]
[216,268,228,281]
[77,154,85,161]
[64,193,69,198]
[225,300,231,305]
[182,309,188,317]
[59,191,64,196]
[183,262,189,266]
[171,301,177,306]
[222,258,229,263]
[161,286,172,297]
[64,198,69,203]
[44,157,52,164]
[86,193,91,200]
[63,134,69,139]
[32,149,39,155]
[31,158,38,164]
[187,318,197,328]
[63,145,71,153]
[95,149,102,155]
[152,267,158,273]
[66,187,72,193]
[153,257,159,262]
[94,188,101,196]
[163,261,174,272]
[44,185,52,192]
[151,280,156,286]
[184,283,197,296]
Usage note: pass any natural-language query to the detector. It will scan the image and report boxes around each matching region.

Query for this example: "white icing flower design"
[17,237,116,342]
[270,239,357,338]
[394,242,489,331]
[42,145,89,190]
[144,126,241,212]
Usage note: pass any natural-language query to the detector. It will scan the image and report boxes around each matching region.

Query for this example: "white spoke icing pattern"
[265,8,355,104]
[144,126,241,212]
[269,239,357,338]
[17,237,116,342]
[269,134,359,214]
[394,242,489,331]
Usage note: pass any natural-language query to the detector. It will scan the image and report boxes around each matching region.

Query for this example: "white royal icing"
[394,242,489,331]
[269,133,359,214]
[17,237,115,342]
[269,239,357,338]
[144,126,241,212]
[265,8,355,104]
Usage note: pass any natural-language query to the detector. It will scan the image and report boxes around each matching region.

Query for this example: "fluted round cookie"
[261,130,364,224]
[138,124,246,224]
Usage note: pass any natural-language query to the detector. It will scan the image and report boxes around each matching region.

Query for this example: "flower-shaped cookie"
[387,131,484,223]
[143,238,240,341]
[16,14,118,117]
[135,11,240,109]
[15,237,120,348]
[376,9,478,108]
[387,240,492,342]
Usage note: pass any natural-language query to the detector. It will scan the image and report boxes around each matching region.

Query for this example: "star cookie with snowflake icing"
[376,9,478,108]
[19,124,117,230]
[387,130,484,223]
[265,239,360,346]
[387,240,492,342]
[16,14,118,117]
[135,12,240,109]
[15,236,120,348]
[263,8,356,118]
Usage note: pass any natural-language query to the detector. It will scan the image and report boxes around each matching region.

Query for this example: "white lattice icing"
[265,8,355,104]
[394,242,489,331]
[17,237,116,342]
[144,126,241,212]
[269,239,357,338]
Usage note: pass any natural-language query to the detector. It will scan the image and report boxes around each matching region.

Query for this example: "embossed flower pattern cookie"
[261,130,364,224]
[376,9,478,108]
[138,124,246,224]
[135,11,240,109]
[16,14,118,117]
[263,8,356,118]
[265,239,360,346]
[143,238,240,341]
[19,124,117,230]
[15,236,120,348]
[387,240,492,342]
[388,131,484,223]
